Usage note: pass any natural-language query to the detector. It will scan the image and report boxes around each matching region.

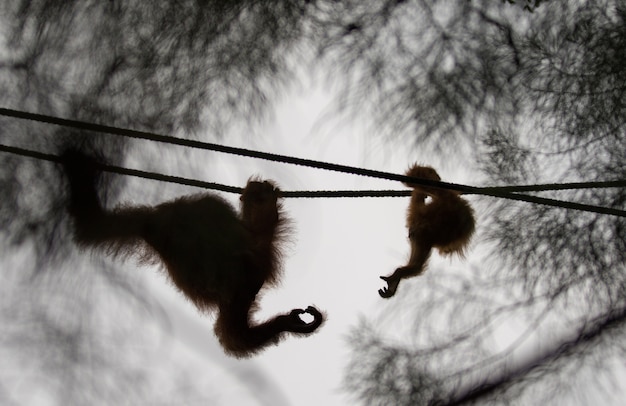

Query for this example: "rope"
[1,108,624,195]
[1,143,625,217]
[0,144,243,194]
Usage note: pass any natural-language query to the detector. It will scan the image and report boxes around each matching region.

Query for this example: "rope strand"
[1,143,624,217]
[1,108,624,195]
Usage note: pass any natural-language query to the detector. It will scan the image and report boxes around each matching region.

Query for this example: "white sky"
[137,85,475,406]
[100,81,626,406]
[2,78,623,406]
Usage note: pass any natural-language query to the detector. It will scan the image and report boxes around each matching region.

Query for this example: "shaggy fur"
[61,149,323,357]
[379,165,475,298]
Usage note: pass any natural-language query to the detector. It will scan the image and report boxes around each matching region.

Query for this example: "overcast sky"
[133,84,479,406]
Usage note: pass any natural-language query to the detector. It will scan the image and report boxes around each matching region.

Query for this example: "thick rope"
[1,143,625,217]
[1,107,624,195]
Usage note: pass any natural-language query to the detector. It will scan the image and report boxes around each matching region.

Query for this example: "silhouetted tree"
[0,1,314,404]
[321,1,626,404]
[1,0,624,405]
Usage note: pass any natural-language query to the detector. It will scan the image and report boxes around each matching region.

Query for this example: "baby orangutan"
[61,149,323,357]
[379,165,475,298]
